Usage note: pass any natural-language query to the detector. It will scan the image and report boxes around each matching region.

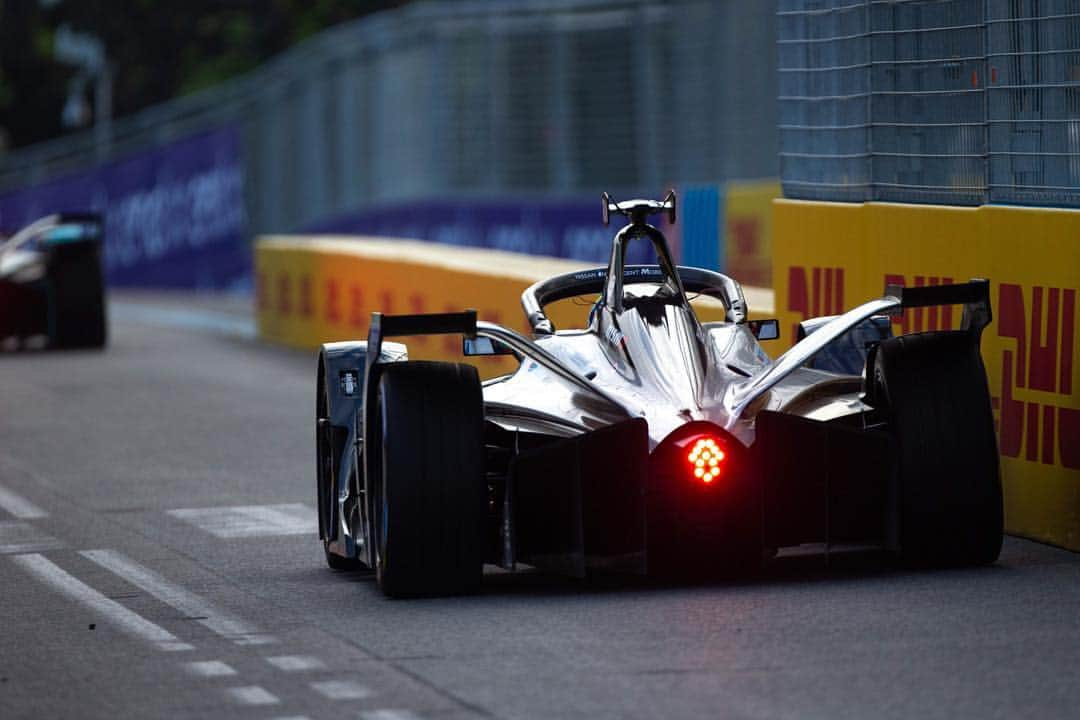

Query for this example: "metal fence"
[779,0,1080,206]
[0,0,779,236]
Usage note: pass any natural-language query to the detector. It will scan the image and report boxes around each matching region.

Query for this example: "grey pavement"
[0,293,1077,720]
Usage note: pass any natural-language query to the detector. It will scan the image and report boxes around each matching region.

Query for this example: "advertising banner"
[773,199,1080,550]
[306,198,672,266]
[0,128,248,289]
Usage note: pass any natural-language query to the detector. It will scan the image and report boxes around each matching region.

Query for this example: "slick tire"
[873,330,1003,567]
[373,361,485,598]
[48,244,106,349]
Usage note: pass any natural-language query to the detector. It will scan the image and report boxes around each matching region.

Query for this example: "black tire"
[48,244,106,349]
[372,361,485,598]
[873,331,1003,567]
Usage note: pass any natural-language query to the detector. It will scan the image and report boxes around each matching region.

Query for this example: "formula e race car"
[316,192,1002,597]
[0,213,107,349]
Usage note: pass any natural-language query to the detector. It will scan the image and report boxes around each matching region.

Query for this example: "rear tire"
[48,244,106,349]
[873,331,1003,567]
[373,361,485,598]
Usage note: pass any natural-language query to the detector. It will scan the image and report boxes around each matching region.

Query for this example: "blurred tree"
[0,0,407,150]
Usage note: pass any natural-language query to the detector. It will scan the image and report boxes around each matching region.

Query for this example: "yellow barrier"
[773,199,1080,551]
[255,236,775,378]
[724,180,781,287]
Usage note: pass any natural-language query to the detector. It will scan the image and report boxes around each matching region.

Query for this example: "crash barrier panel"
[255,236,775,379]
[773,199,1080,551]
[680,180,781,287]
[0,127,249,290]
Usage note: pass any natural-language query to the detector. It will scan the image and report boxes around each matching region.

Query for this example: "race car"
[0,213,107,350]
[316,191,1002,597]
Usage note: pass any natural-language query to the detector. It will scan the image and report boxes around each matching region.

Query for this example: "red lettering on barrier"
[379,290,394,314]
[994,283,1079,469]
[348,286,365,329]
[276,274,291,316]
[884,274,954,332]
[788,266,845,340]
[998,350,1024,457]
[1029,287,1059,392]
[299,276,314,319]
[998,283,1026,388]
[324,280,341,323]
[1062,409,1080,468]
[730,219,760,256]
[409,294,429,345]
[1062,289,1075,395]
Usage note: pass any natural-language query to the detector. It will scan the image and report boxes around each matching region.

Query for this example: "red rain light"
[686,436,725,483]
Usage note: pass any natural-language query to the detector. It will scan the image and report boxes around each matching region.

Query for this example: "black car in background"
[0,213,107,349]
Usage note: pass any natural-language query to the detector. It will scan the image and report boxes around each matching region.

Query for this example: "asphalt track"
[1,292,1078,720]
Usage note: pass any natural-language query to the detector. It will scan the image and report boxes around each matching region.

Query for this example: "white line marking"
[0,521,63,554]
[0,485,47,519]
[265,655,326,672]
[225,686,280,706]
[80,549,275,646]
[360,711,422,720]
[269,716,311,720]
[309,680,372,700]
[167,504,316,539]
[184,660,237,677]
[12,553,193,652]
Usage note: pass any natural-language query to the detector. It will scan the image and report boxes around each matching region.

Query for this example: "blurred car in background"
[0,213,107,349]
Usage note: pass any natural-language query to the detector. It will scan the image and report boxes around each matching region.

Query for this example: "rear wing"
[362,309,477,417]
[885,277,991,338]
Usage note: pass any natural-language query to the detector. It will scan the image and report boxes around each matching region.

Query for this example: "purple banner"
[307,197,681,266]
[0,128,249,290]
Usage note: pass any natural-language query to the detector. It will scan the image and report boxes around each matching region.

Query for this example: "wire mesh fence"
[0,0,780,236]
[780,0,1080,206]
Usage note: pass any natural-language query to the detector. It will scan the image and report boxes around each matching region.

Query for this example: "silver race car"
[316,192,1002,597]
[0,213,107,350]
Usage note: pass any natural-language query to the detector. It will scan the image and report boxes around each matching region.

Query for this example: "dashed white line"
[0,521,63,554]
[11,553,193,652]
[360,711,422,720]
[184,660,237,677]
[265,655,326,672]
[225,685,280,706]
[0,484,48,519]
[309,679,372,700]
[167,504,316,539]
[80,549,275,646]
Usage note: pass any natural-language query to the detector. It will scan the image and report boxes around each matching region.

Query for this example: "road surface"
[1,292,1077,720]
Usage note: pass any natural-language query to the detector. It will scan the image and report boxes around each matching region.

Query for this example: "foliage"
[0,0,406,150]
